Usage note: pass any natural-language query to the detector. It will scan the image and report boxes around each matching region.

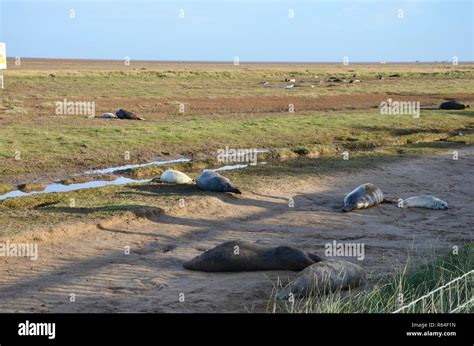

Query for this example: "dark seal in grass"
[183,240,323,272]
[439,100,470,110]
[115,109,145,120]
[17,182,46,193]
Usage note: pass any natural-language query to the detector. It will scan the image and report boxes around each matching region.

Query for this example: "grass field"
[0,60,472,313]
[1,59,473,181]
[1,60,473,234]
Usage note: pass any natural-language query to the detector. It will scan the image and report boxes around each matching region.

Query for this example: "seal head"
[343,183,384,212]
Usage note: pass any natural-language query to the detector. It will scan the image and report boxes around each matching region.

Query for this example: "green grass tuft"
[271,243,473,313]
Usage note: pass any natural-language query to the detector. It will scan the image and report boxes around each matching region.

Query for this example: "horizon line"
[6,57,474,65]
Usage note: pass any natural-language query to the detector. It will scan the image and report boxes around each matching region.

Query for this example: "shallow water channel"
[0,157,262,201]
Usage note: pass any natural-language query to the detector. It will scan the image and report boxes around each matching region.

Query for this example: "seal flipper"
[342,203,355,212]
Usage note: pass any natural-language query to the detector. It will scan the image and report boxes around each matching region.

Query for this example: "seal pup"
[343,183,384,212]
[276,259,366,300]
[153,169,193,184]
[403,195,448,210]
[196,170,241,194]
[183,240,322,272]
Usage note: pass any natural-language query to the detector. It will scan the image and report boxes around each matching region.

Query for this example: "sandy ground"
[0,147,472,313]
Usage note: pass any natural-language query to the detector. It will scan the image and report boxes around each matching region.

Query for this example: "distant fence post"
[0,42,7,89]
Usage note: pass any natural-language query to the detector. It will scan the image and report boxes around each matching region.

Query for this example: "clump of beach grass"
[269,243,473,313]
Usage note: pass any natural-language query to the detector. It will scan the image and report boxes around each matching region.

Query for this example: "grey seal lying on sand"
[276,259,366,299]
[196,170,241,194]
[343,183,385,212]
[183,240,322,272]
[403,195,448,210]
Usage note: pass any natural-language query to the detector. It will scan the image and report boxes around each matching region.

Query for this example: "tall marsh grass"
[270,243,473,313]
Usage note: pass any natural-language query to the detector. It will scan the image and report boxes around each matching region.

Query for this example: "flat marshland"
[0,59,472,312]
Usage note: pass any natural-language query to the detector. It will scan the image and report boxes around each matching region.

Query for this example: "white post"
[0,42,6,89]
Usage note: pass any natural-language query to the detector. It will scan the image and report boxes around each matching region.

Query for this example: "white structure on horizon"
[0,42,6,88]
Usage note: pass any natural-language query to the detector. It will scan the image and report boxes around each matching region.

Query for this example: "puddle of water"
[82,158,191,175]
[213,148,269,170]
[0,158,258,201]
[212,164,249,171]
[0,177,151,201]
[217,148,270,157]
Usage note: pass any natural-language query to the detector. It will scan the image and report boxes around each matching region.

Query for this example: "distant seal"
[17,183,46,193]
[439,101,470,110]
[183,240,323,272]
[115,109,145,120]
[153,169,193,184]
[343,183,384,212]
[327,76,342,83]
[196,170,241,194]
[276,259,366,300]
[96,112,117,118]
[403,195,448,210]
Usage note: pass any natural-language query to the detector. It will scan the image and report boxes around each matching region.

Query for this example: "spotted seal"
[343,183,385,212]
[276,259,366,299]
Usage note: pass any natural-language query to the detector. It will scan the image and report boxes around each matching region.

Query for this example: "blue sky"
[0,0,472,62]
